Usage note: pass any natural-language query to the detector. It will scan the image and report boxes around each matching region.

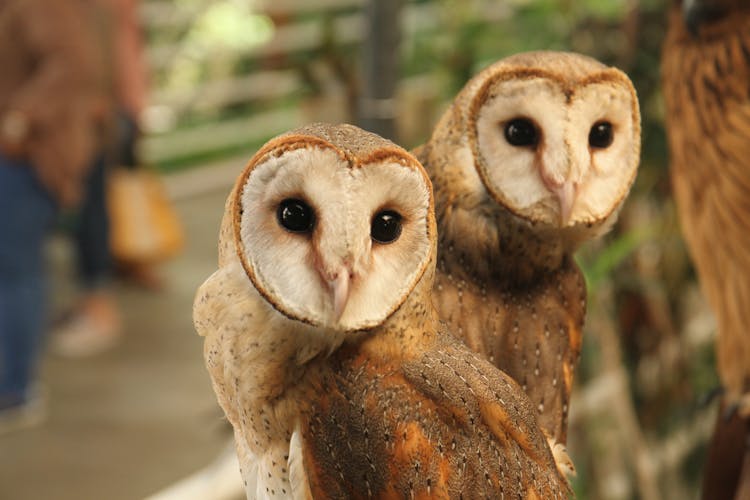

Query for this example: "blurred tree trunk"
[358,0,404,141]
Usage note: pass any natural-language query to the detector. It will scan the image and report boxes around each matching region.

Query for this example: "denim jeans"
[0,154,57,404]
[71,109,139,289]
[75,155,111,289]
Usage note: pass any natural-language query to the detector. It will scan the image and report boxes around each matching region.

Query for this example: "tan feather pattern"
[431,251,585,445]
[662,4,750,407]
[662,5,750,496]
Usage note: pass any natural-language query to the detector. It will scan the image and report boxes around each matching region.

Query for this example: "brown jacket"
[107,0,148,118]
[0,0,107,206]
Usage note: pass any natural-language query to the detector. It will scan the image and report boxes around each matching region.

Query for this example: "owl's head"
[226,123,435,332]
[442,51,640,236]
[679,0,745,34]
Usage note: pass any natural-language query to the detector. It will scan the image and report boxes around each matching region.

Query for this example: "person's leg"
[0,154,57,408]
[53,155,120,358]
[116,111,139,169]
[75,154,112,290]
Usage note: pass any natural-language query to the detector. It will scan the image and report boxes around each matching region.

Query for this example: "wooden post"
[358,0,403,141]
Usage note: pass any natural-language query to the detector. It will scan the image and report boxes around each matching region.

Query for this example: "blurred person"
[0,0,106,429]
[52,154,121,358]
[53,0,161,357]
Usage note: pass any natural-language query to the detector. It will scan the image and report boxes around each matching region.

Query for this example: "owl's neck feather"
[197,262,334,408]
[347,273,440,360]
[240,311,344,405]
[435,195,572,285]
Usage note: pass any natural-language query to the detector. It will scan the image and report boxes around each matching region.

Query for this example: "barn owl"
[662,1,750,497]
[194,123,570,499]
[415,51,641,447]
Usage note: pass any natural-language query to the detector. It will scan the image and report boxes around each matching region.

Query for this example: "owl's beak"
[554,181,578,226]
[315,260,352,322]
[330,270,351,322]
[539,159,578,226]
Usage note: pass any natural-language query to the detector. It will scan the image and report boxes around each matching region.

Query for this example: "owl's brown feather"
[663,4,750,404]
[302,328,570,499]
[662,3,750,497]
[431,252,585,444]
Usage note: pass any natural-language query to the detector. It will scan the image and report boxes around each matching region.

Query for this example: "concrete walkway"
[0,163,245,500]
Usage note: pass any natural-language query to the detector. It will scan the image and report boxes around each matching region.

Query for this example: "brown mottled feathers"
[430,251,585,445]
[662,4,750,498]
[256,122,414,168]
[662,1,750,408]
[302,328,569,499]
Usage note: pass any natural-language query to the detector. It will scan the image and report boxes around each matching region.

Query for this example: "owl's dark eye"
[504,118,539,148]
[277,198,314,233]
[371,210,402,244]
[589,121,614,149]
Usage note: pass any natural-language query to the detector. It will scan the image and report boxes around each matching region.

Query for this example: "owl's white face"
[235,145,433,331]
[471,71,640,228]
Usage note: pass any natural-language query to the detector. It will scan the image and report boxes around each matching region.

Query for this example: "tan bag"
[107,167,184,264]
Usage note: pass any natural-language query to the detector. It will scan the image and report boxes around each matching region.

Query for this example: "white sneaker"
[52,312,121,358]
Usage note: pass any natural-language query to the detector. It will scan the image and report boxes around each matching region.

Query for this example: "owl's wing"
[432,256,585,446]
[288,428,313,500]
[401,331,572,495]
[194,260,269,426]
[195,263,314,499]
[299,331,569,499]
[662,17,750,499]
[493,259,586,447]
[674,103,750,399]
